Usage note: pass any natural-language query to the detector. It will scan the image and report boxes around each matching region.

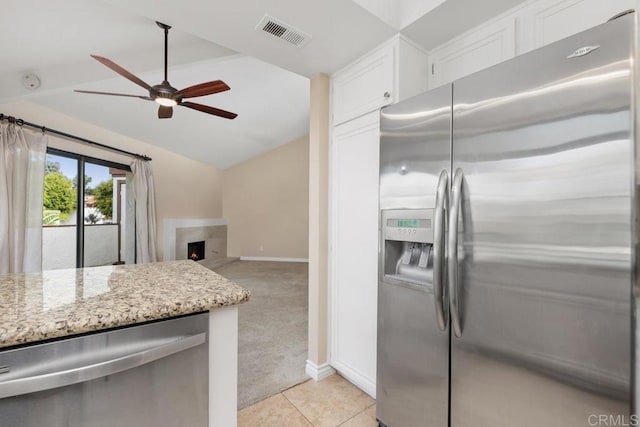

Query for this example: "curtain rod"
[0,113,152,162]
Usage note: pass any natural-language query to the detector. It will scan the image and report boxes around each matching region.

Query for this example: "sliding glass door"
[42,148,134,270]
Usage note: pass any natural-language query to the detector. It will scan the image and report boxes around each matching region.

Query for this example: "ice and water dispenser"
[382,209,435,285]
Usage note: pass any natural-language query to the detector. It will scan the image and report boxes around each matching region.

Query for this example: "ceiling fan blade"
[180,101,237,119]
[90,54,153,91]
[158,105,173,119]
[175,80,230,99]
[75,90,152,100]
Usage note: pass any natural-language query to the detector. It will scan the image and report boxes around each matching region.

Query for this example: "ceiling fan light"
[155,97,177,107]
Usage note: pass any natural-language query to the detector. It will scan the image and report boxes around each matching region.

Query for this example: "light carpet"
[212,261,309,409]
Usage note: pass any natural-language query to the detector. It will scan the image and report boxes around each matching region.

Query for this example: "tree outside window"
[43,161,76,224]
[93,180,113,220]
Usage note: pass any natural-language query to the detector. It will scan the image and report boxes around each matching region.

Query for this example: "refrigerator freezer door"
[378,84,452,427]
[450,15,633,427]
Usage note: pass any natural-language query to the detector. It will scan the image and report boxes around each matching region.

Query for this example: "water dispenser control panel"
[383,209,434,244]
[382,208,435,286]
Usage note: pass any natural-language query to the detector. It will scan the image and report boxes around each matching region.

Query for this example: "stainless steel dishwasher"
[0,312,209,427]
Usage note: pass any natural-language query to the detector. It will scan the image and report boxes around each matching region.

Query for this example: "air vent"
[255,15,311,48]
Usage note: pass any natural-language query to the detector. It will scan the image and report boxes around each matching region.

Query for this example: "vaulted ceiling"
[1,0,526,169]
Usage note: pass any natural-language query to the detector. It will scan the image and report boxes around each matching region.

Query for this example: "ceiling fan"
[75,21,237,120]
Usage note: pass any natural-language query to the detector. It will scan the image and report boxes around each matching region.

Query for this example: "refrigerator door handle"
[433,169,449,331]
[448,168,464,338]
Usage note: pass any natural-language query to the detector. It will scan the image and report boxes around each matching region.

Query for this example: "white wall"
[307,74,331,373]
[222,135,309,259]
[42,224,119,270]
[42,227,76,270]
[84,224,119,267]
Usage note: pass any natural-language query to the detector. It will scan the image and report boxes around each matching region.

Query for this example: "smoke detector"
[255,14,312,48]
[22,73,41,90]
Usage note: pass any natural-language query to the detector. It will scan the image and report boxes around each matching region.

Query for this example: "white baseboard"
[305,360,336,381]
[240,256,309,263]
[330,360,376,398]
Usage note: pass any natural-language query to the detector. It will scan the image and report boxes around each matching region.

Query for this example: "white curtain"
[131,159,158,263]
[0,124,47,273]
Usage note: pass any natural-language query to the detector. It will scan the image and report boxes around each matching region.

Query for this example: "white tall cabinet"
[329,35,428,397]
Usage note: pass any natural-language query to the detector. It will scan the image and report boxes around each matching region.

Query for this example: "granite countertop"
[0,260,250,349]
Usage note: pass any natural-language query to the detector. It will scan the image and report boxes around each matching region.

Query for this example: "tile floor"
[238,374,377,427]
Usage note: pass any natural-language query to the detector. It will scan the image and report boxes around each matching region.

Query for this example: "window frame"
[45,147,133,268]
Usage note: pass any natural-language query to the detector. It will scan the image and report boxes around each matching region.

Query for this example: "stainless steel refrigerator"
[377,12,635,427]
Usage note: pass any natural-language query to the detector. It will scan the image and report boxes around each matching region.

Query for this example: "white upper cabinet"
[518,0,635,53]
[332,44,394,126]
[331,36,428,126]
[426,0,634,89]
[428,17,516,89]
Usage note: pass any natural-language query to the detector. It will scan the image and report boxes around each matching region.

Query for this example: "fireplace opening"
[188,241,205,261]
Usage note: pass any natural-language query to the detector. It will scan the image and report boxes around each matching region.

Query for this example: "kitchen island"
[0,260,250,426]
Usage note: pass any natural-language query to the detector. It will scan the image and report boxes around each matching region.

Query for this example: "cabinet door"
[519,0,635,53]
[428,17,515,89]
[332,45,394,125]
[330,111,380,396]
